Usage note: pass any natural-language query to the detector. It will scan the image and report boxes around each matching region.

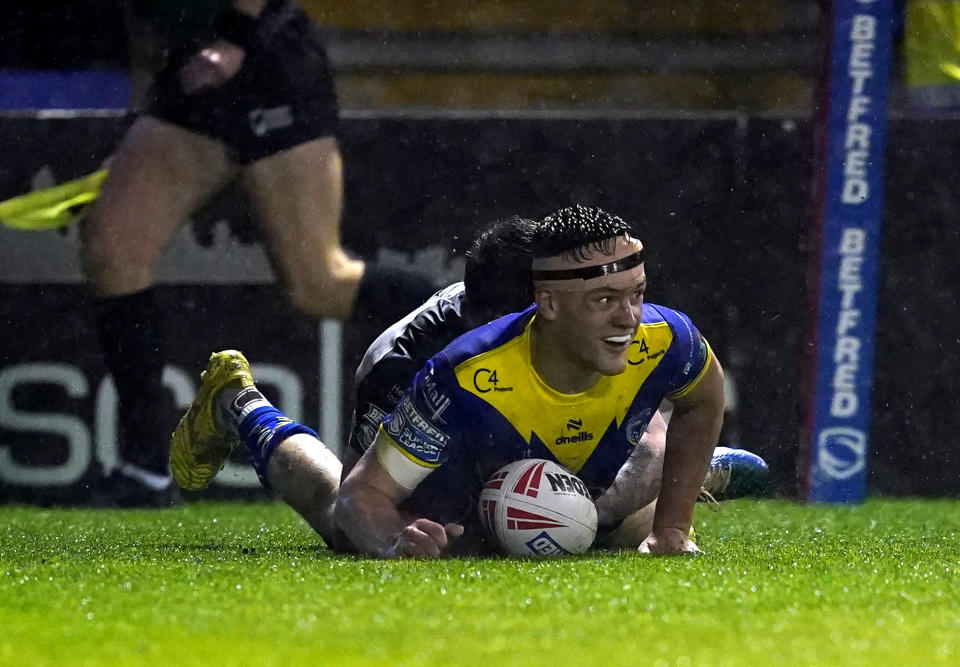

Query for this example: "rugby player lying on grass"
[170,207,767,557]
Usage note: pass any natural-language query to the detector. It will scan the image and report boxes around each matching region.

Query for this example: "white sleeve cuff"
[375,434,436,490]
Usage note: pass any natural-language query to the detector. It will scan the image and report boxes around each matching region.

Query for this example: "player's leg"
[233,1,436,329]
[241,137,363,320]
[242,138,437,328]
[170,350,342,543]
[82,117,236,295]
[81,117,236,503]
[263,434,342,541]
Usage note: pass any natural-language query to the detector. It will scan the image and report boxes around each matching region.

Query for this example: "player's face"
[536,237,646,383]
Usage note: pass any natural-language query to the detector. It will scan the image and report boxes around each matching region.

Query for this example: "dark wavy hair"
[532,205,635,261]
[463,215,537,321]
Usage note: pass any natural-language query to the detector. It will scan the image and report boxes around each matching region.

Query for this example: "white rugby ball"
[478,458,597,557]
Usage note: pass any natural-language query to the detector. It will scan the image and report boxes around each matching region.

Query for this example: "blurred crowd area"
[1,0,837,112]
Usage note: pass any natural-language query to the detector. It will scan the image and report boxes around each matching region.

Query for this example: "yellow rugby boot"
[170,350,253,490]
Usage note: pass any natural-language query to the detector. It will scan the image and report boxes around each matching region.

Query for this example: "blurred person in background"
[84,0,436,506]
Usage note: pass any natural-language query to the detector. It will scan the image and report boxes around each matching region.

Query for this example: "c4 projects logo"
[473,368,514,393]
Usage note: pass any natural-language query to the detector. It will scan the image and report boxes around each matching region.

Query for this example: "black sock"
[94,288,171,476]
[352,262,439,328]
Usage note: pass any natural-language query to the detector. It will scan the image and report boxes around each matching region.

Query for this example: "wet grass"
[1,499,958,666]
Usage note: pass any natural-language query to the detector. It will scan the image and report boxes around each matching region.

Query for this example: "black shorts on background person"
[85,0,435,506]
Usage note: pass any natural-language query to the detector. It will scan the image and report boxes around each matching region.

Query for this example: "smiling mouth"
[602,334,633,346]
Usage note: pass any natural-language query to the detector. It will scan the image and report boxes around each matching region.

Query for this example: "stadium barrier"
[1,112,957,502]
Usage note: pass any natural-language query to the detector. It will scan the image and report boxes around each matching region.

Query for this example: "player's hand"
[178,40,246,94]
[386,519,464,559]
[638,527,700,555]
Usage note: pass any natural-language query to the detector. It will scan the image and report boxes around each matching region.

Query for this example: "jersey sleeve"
[375,355,461,489]
[664,310,714,399]
[347,356,418,457]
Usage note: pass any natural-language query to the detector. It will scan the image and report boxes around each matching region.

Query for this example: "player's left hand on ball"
[178,40,246,94]
[638,528,700,556]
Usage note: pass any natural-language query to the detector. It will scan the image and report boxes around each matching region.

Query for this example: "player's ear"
[534,286,558,320]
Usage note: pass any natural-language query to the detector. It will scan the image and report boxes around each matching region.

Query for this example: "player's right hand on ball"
[387,519,464,558]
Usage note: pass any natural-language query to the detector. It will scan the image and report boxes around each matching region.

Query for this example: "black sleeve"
[346,356,422,457]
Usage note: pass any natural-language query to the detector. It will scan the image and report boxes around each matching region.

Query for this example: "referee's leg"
[81,116,235,504]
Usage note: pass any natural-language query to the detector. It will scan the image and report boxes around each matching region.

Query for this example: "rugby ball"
[478,459,597,557]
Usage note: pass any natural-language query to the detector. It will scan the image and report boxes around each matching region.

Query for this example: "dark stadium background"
[2,0,955,500]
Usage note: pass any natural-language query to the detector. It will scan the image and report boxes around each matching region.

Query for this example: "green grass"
[2,499,959,666]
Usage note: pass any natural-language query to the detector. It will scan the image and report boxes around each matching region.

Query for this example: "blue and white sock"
[225,387,319,487]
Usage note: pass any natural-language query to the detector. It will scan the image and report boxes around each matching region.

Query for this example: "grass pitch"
[2,498,958,666]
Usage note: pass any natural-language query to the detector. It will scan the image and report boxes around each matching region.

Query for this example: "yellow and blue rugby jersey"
[379,302,712,527]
